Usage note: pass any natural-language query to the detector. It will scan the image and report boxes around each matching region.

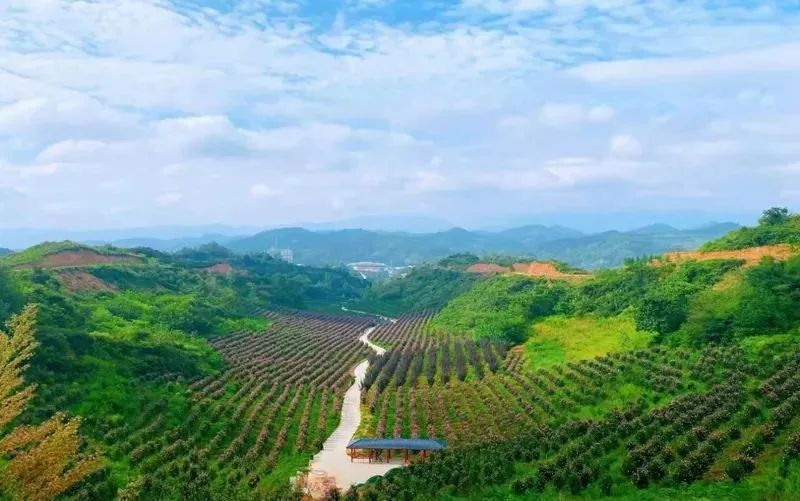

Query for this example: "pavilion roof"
[346,438,447,451]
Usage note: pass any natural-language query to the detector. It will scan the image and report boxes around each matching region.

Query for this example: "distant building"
[348,261,389,274]
[268,248,294,263]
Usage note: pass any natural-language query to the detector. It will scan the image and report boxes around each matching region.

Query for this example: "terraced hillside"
[359,326,800,499]
[91,311,373,499]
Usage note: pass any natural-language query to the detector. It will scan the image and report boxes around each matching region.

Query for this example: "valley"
[0,208,799,500]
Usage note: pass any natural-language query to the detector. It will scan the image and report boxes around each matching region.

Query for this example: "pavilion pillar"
[387,449,391,462]
[350,448,353,463]
[404,449,409,464]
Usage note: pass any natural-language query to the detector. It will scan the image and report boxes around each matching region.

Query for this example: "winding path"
[304,325,399,495]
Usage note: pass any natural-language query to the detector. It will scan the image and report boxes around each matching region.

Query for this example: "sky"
[1,0,799,230]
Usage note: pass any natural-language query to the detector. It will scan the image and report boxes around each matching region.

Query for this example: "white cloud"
[666,140,741,160]
[0,0,798,227]
[609,134,642,157]
[250,183,278,199]
[587,105,616,123]
[538,103,615,127]
[569,42,800,84]
[775,162,800,174]
[156,192,183,206]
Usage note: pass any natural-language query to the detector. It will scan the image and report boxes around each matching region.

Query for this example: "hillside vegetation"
[523,313,653,370]
[1,209,799,501]
[0,242,370,499]
[431,258,744,345]
[703,207,800,251]
[352,208,800,500]
[348,255,483,316]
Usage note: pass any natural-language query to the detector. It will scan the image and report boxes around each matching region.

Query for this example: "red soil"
[30,250,141,269]
[661,245,795,266]
[467,261,592,281]
[466,263,509,274]
[204,263,234,274]
[55,270,117,293]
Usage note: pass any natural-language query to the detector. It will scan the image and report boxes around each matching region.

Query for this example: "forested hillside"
[225,223,736,269]
[0,242,369,499]
[702,207,800,250]
[348,255,483,316]
[349,209,800,500]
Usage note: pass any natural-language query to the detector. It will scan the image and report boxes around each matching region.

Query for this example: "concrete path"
[304,326,399,496]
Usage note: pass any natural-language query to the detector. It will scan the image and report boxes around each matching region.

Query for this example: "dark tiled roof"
[346,438,447,451]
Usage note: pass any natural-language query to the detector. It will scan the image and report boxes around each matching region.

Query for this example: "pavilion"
[346,438,447,464]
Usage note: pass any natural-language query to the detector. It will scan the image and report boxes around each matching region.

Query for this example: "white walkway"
[304,326,399,496]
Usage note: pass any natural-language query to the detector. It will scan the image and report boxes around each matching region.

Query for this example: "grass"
[219,316,271,334]
[523,312,654,370]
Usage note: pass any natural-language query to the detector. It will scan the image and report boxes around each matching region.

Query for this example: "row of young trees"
[357,340,800,499]
[103,310,374,499]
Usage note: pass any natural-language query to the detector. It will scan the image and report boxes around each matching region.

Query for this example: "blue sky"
[1,0,799,230]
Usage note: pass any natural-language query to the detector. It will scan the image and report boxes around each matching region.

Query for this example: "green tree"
[759,207,790,226]
[0,305,103,501]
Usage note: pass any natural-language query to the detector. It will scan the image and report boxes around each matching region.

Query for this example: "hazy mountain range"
[225,222,739,269]
[0,220,741,269]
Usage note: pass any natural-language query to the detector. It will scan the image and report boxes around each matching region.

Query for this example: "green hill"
[348,256,483,316]
[353,235,800,500]
[227,223,736,269]
[702,207,800,250]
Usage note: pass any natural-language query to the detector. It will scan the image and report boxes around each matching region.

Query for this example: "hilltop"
[3,241,145,269]
[702,207,800,251]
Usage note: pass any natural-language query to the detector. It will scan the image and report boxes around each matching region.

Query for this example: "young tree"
[0,305,103,501]
[759,207,790,226]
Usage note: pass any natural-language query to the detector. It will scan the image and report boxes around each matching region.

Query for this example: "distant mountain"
[89,234,241,252]
[227,223,737,268]
[496,224,584,246]
[533,222,740,269]
[0,225,258,249]
[0,247,12,257]
[299,214,454,233]
[228,225,577,265]
[0,221,741,269]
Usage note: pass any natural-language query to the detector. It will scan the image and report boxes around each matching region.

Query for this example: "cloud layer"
[1,0,799,229]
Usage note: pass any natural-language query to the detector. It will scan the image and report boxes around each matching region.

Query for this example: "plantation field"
[524,313,654,370]
[87,310,373,499]
[3,211,800,501]
[361,338,800,500]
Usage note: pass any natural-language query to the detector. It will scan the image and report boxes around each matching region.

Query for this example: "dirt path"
[304,326,398,497]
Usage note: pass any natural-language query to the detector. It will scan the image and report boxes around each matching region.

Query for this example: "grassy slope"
[523,313,654,370]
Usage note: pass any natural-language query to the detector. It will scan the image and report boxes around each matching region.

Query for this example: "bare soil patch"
[56,270,118,293]
[466,263,509,274]
[32,250,141,268]
[467,261,592,281]
[661,245,795,266]
[204,263,234,274]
